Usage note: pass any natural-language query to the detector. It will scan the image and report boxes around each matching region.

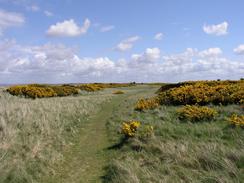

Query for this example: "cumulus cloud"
[154,33,163,40]
[0,9,25,35]
[203,21,228,36]
[199,47,222,57]
[132,48,161,63]
[0,40,243,83]
[233,44,244,55]
[116,36,140,52]
[46,19,91,37]
[100,25,115,32]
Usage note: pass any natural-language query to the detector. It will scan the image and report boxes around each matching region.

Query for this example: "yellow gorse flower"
[227,114,244,128]
[121,121,141,137]
[158,80,244,105]
[178,105,218,122]
[135,97,159,111]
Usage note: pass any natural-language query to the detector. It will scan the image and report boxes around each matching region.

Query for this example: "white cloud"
[132,48,161,63]
[1,41,243,83]
[46,19,91,37]
[116,36,140,52]
[0,9,25,35]
[233,44,244,55]
[199,47,222,57]
[100,25,115,32]
[154,33,163,40]
[44,10,53,17]
[203,21,228,36]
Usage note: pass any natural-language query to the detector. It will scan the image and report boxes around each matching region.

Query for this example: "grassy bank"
[0,88,112,183]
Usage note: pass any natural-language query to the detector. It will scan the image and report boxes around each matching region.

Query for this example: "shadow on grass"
[100,164,120,183]
[101,137,129,182]
[107,136,129,150]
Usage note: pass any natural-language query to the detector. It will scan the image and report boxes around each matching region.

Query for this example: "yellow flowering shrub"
[113,90,125,94]
[6,85,79,98]
[158,80,244,105]
[121,121,141,137]
[178,105,218,122]
[52,85,79,96]
[78,84,104,92]
[227,114,244,128]
[7,86,56,98]
[7,83,136,97]
[135,97,159,111]
[78,83,136,92]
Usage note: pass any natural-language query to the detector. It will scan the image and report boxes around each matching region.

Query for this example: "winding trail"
[43,86,155,183]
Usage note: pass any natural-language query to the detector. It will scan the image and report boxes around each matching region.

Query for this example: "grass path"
[43,86,156,183]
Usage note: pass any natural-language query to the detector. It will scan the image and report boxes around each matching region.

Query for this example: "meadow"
[0,81,243,183]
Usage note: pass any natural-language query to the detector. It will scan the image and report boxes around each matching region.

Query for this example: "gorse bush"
[178,105,218,122]
[78,83,136,92]
[135,80,244,112]
[7,85,79,98]
[158,80,244,105]
[7,85,56,98]
[227,114,244,128]
[78,84,104,92]
[52,85,79,96]
[7,83,136,98]
[112,90,125,94]
[121,121,140,137]
[135,97,159,111]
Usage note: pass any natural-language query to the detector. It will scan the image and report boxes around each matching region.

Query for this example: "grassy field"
[0,83,243,183]
[0,87,113,182]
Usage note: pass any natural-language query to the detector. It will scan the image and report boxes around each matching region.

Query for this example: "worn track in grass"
[42,85,157,183]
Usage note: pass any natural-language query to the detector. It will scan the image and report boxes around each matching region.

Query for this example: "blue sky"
[0,0,244,83]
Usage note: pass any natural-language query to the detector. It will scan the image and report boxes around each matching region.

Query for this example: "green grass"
[104,99,244,182]
[1,85,243,183]
[0,88,112,183]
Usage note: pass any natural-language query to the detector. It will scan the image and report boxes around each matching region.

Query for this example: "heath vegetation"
[104,80,244,183]
[1,81,243,183]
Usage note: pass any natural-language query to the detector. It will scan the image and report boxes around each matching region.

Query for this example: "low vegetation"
[113,90,125,94]
[6,83,136,98]
[227,114,244,128]
[0,88,112,182]
[178,105,218,122]
[1,81,244,182]
[121,121,141,137]
[6,84,79,98]
[135,97,159,111]
[157,80,244,105]
[104,80,244,183]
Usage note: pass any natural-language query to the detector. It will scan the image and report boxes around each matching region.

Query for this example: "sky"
[0,0,244,83]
